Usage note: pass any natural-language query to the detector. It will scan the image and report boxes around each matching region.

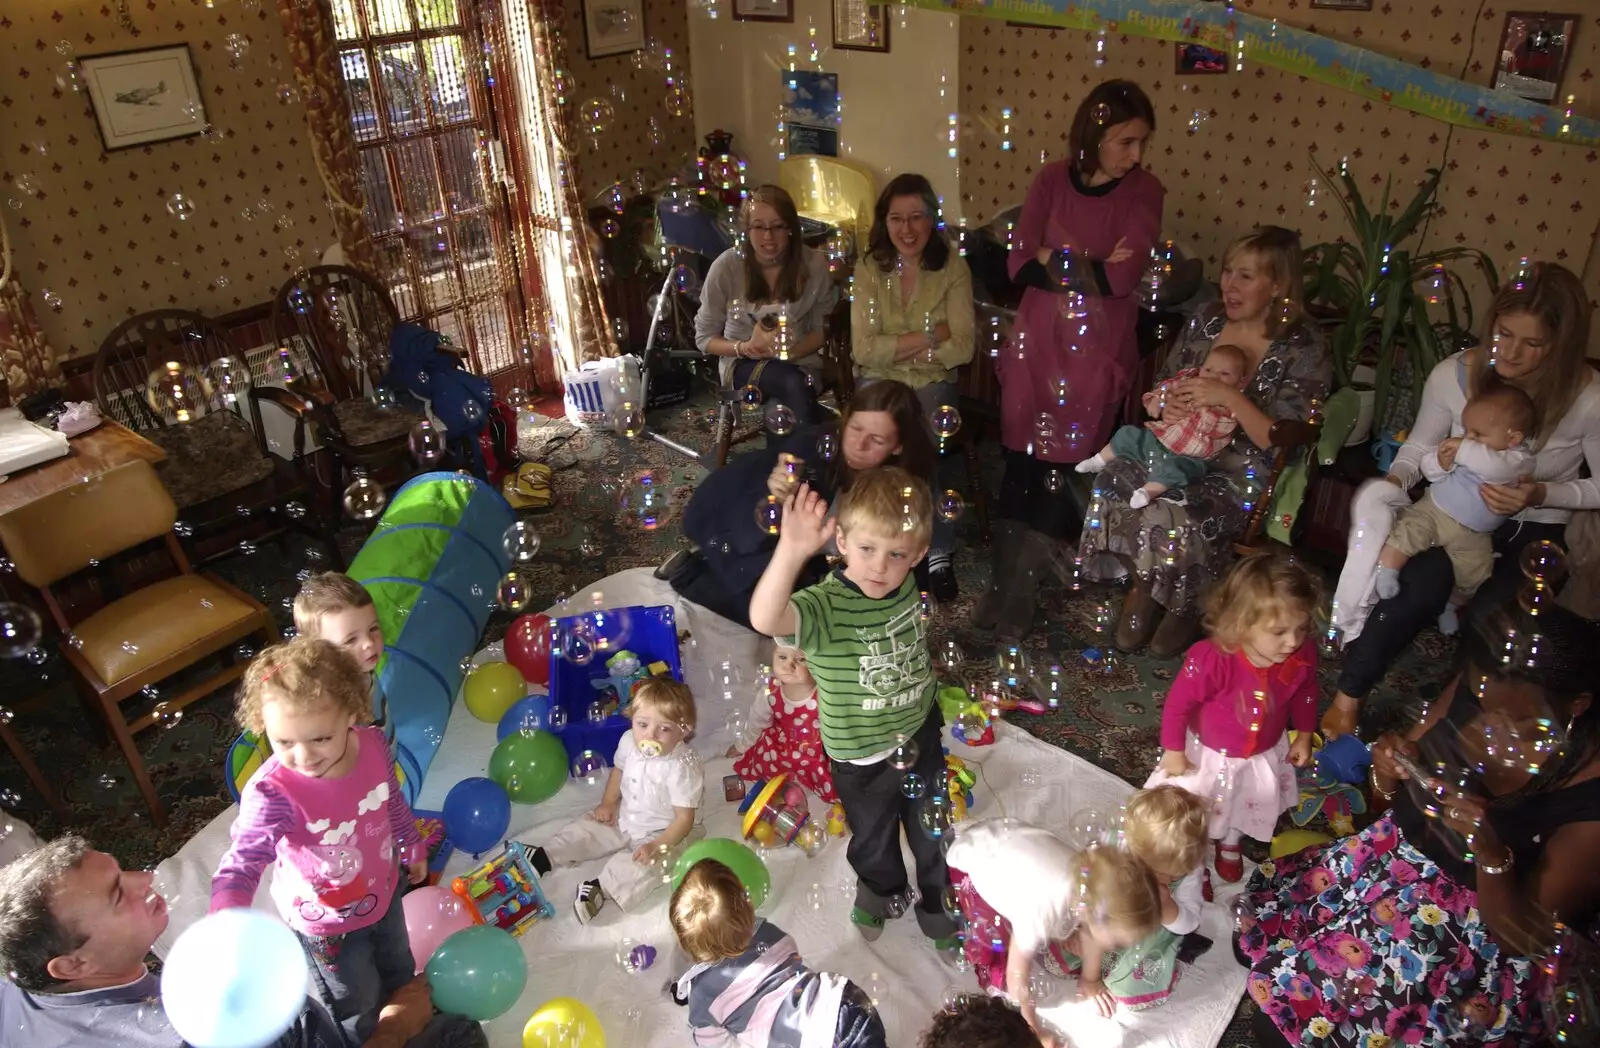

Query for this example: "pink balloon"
[402,886,475,974]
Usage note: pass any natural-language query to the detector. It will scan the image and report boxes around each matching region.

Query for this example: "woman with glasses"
[850,173,975,601]
[695,184,836,425]
[974,79,1165,640]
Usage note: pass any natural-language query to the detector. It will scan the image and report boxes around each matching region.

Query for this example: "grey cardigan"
[693,246,837,385]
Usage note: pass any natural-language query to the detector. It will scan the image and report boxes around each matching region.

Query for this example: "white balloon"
[160,910,307,1048]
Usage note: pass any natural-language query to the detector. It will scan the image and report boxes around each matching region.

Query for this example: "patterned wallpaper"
[0,0,333,360]
[957,0,1600,342]
[554,0,699,203]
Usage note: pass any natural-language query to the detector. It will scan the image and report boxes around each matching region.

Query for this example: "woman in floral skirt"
[1236,600,1600,1046]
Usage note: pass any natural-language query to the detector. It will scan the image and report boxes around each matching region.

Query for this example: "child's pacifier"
[637,738,664,758]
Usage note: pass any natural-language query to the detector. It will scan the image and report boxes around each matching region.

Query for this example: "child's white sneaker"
[1075,454,1107,474]
[574,879,606,924]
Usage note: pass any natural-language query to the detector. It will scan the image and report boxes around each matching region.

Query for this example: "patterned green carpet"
[0,387,1452,1044]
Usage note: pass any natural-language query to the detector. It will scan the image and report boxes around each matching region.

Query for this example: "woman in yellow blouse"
[850,173,976,600]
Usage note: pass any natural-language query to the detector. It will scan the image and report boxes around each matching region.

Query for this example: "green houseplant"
[1302,153,1500,434]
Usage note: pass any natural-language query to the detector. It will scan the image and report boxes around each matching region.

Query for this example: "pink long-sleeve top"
[210,724,422,937]
[999,160,1164,462]
[1159,639,1319,758]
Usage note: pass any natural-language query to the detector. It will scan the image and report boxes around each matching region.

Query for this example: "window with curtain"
[329,0,527,377]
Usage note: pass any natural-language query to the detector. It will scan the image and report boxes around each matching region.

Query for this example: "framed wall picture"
[834,0,890,52]
[1492,12,1578,102]
[733,0,793,21]
[78,45,206,152]
[583,0,647,58]
[1309,0,1375,9]
[1176,42,1228,74]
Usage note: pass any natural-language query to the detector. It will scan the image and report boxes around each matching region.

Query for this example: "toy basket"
[548,603,683,769]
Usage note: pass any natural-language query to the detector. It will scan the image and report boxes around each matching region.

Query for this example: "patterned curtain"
[274,0,377,273]
[490,0,615,388]
[0,216,64,403]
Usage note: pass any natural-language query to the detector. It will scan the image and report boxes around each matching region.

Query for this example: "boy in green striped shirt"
[750,466,957,948]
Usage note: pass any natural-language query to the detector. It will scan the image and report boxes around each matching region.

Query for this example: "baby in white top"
[1378,384,1537,632]
[529,678,704,923]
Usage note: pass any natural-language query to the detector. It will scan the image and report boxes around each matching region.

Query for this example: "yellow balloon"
[464,661,526,723]
[522,997,606,1048]
[1270,829,1332,860]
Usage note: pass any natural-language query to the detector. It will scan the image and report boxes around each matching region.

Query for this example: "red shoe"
[1201,868,1214,903]
[1214,840,1244,884]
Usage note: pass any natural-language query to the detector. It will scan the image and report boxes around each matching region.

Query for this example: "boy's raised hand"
[776,483,832,557]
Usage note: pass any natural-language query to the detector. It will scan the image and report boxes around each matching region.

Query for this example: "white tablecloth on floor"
[155,569,1248,1048]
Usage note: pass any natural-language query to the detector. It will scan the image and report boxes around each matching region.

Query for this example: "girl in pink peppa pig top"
[209,637,426,1046]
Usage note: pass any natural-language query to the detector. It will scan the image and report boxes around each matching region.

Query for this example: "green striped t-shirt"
[789,569,934,761]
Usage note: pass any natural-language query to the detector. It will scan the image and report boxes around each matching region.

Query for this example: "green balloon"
[488,730,567,804]
[671,837,771,909]
[424,925,527,1021]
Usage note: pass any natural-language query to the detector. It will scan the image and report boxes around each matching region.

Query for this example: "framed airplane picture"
[79,45,207,151]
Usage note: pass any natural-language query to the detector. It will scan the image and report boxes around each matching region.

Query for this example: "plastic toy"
[589,650,648,713]
[824,801,849,836]
[739,774,812,849]
[1287,731,1368,835]
[449,841,555,937]
[1314,734,1372,785]
[949,703,994,747]
[945,752,977,819]
[549,605,685,766]
[1271,828,1333,860]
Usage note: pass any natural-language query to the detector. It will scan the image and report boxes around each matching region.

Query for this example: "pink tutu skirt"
[1143,732,1297,843]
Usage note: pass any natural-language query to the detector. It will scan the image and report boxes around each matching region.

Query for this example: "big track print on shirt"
[856,599,932,711]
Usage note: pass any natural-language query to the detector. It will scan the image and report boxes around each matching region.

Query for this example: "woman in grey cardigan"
[694,184,837,425]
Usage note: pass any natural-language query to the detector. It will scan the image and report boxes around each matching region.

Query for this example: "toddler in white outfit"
[527,678,704,922]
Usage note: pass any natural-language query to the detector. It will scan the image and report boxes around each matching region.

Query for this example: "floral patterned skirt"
[1077,460,1248,615]
[1238,815,1549,1046]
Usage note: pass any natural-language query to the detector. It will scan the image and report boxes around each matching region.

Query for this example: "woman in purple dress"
[972,79,1165,640]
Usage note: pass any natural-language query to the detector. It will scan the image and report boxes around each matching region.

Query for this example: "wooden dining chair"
[93,309,343,569]
[0,460,279,825]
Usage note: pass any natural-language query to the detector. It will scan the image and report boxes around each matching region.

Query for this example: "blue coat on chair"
[384,323,495,478]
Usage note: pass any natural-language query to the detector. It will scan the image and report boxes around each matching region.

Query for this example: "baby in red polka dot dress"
[728,638,837,803]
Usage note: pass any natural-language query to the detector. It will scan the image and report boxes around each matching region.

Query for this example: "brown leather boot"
[1150,607,1203,658]
[1115,582,1161,651]
[970,520,1023,631]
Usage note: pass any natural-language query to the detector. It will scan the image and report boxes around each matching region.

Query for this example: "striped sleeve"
[385,754,423,852]
[210,777,295,912]
[790,583,829,655]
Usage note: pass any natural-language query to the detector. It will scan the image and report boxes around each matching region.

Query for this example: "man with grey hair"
[0,836,485,1048]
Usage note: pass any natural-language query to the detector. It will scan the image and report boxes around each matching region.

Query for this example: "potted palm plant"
[1302,153,1500,445]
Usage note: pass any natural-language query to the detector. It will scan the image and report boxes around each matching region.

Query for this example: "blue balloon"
[443,776,511,856]
[497,694,552,742]
[425,925,528,1021]
[160,909,307,1048]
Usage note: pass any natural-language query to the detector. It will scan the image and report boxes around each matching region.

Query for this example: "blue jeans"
[731,358,823,425]
[302,884,417,1046]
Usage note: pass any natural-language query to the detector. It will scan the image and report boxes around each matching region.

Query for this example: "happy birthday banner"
[911,0,1600,147]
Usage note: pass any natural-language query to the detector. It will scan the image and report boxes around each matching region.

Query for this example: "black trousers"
[1336,518,1567,698]
[829,707,957,938]
[995,448,1086,542]
[666,550,755,630]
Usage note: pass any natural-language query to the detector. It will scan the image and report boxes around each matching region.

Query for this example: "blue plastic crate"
[547,604,683,770]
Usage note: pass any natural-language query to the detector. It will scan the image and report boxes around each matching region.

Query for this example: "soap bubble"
[935,639,964,675]
[815,432,838,462]
[152,702,183,730]
[610,404,646,438]
[224,32,250,61]
[1091,101,1111,124]
[0,604,43,658]
[900,773,927,799]
[55,61,83,93]
[560,619,597,665]
[763,402,796,436]
[920,794,955,839]
[145,362,209,424]
[754,495,782,536]
[1521,540,1568,584]
[1066,808,1109,849]
[937,490,965,521]
[887,734,919,771]
[795,822,826,857]
[930,404,961,440]
[571,749,609,783]
[166,193,197,221]
[738,384,764,412]
[408,420,446,465]
[615,938,656,974]
[342,476,387,520]
[502,521,542,563]
[206,355,252,409]
[497,572,532,613]
[953,708,988,742]
[806,882,827,909]
[578,97,615,133]
[618,469,668,530]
